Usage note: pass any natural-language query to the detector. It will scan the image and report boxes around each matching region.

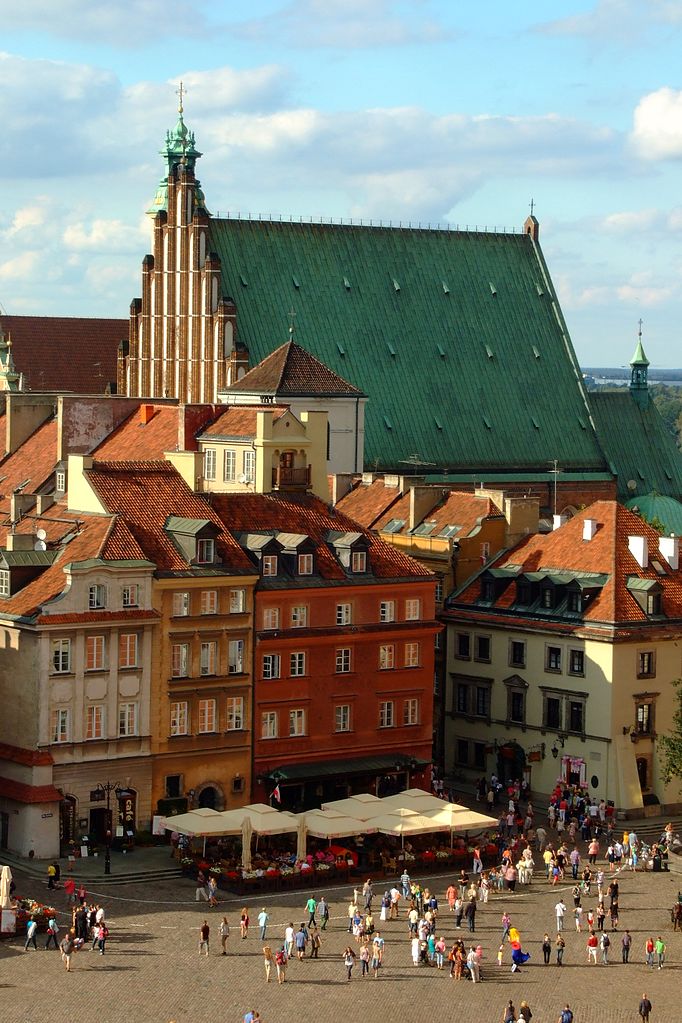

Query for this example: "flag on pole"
[272,784,281,804]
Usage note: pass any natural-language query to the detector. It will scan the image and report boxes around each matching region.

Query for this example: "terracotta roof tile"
[0,776,62,804]
[100,516,148,562]
[201,405,288,439]
[335,479,404,529]
[85,461,255,574]
[453,500,682,625]
[224,340,364,397]
[0,315,127,393]
[0,418,58,498]
[94,405,181,461]
[211,492,432,579]
[0,743,53,766]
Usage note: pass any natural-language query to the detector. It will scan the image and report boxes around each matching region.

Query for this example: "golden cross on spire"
[176,80,185,114]
[529,197,535,216]
[638,317,643,338]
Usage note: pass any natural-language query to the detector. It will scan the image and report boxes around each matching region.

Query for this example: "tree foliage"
[651,384,682,449]
[658,678,682,787]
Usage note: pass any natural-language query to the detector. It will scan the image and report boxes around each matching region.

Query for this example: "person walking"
[284,922,295,958]
[542,932,551,965]
[622,929,632,963]
[503,999,516,1023]
[218,916,230,955]
[305,895,317,928]
[501,911,511,942]
[195,872,209,903]
[371,932,384,978]
[47,863,57,890]
[555,898,566,932]
[45,915,59,950]
[639,993,652,1023]
[96,921,108,955]
[654,936,666,969]
[556,932,565,966]
[275,946,288,984]
[600,930,610,964]
[24,918,38,951]
[199,920,210,956]
[207,876,219,908]
[318,896,330,930]
[262,945,273,983]
[258,908,269,941]
[240,907,249,939]
[310,925,321,959]
[558,1006,573,1023]
[60,931,76,972]
[343,945,357,980]
[295,924,308,960]
[464,898,476,933]
[64,878,76,905]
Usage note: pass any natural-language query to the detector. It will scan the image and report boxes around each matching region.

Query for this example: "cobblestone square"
[1,854,680,1023]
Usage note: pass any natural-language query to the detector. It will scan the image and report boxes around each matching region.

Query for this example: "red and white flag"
[271,784,281,804]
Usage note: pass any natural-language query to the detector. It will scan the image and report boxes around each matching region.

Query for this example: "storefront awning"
[266,753,428,782]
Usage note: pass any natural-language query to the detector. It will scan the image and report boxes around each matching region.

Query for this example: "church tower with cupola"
[120,88,244,403]
[629,321,650,409]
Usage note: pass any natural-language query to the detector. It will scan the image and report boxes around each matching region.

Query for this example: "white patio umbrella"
[0,865,12,909]
[320,795,383,819]
[379,791,447,814]
[423,806,499,846]
[301,810,375,841]
[296,816,308,861]
[371,812,450,848]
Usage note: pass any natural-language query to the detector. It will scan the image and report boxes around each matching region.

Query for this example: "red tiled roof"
[0,743,53,766]
[0,501,81,548]
[201,405,288,439]
[94,405,180,461]
[211,492,432,579]
[224,340,364,397]
[100,515,149,562]
[454,500,682,625]
[375,489,499,536]
[0,418,58,498]
[85,461,255,573]
[335,478,404,529]
[0,315,127,393]
[0,775,62,804]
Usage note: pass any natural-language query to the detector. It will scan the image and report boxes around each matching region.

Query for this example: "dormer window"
[647,592,662,615]
[626,576,663,617]
[0,570,9,597]
[541,587,553,609]
[351,551,367,573]
[262,555,278,577]
[298,553,313,575]
[567,590,581,613]
[516,582,531,605]
[89,584,106,610]
[196,538,215,564]
[122,584,139,608]
[480,578,494,602]
[56,469,66,493]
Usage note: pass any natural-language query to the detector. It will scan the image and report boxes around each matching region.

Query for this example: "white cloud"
[0,251,40,281]
[0,0,213,45]
[234,0,451,49]
[63,218,147,252]
[601,208,660,232]
[4,202,50,236]
[631,87,682,159]
[537,0,682,43]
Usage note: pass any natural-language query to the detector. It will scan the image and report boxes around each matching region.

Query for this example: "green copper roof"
[630,336,650,366]
[208,218,607,473]
[625,492,682,535]
[588,390,682,501]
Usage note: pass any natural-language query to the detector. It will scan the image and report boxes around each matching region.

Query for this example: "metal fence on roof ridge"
[210,211,521,234]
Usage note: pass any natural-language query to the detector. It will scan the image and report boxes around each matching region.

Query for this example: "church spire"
[629,318,650,407]
[147,82,208,216]
[0,324,21,391]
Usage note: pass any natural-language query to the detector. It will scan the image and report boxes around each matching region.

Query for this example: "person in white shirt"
[555,900,566,931]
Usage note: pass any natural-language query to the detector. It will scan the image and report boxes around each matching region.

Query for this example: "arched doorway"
[195,782,224,810]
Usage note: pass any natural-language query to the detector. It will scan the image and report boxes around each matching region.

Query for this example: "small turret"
[147,82,209,217]
[629,320,650,408]
[0,324,21,391]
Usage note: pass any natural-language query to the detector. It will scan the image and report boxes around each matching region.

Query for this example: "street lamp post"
[95,781,121,875]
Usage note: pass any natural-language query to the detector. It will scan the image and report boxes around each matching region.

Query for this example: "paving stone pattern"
[1,851,680,1023]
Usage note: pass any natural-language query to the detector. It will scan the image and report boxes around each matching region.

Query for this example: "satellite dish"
[36,528,47,541]
[34,540,47,551]
[627,480,637,492]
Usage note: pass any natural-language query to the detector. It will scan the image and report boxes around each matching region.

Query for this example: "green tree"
[658,678,682,787]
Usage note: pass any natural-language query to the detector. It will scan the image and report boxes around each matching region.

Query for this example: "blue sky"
[1,0,682,367]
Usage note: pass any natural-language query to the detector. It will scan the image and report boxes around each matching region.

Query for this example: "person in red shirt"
[586,930,598,964]
[63,878,76,905]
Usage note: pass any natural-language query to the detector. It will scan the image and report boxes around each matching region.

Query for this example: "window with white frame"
[568,649,584,676]
[404,641,420,667]
[405,598,421,620]
[119,633,138,669]
[546,645,562,672]
[379,600,395,623]
[52,638,71,674]
[638,651,656,678]
[55,469,66,492]
[88,584,106,610]
[85,635,105,671]
[262,555,278,577]
[171,642,190,678]
[228,639,244,674]
[336,648,351,673]
[289,708,306,736]
[223,449,237,482]
[379,700,394,727]
[229,588,246,613]
[86,705,105,740]
[291,604,308,627]
[200,641,217,676]
[170,701,188,736]
[51,708,70,743]
[200,590,218,615]
[351,550,367,573]
[263,654,281,680]
[336,603,352,626]
[0,570,9,597]
[403,697,420,725]
[122,584,139,608]
[263,607,280,630]
[298,553,313,575]
[335,704,351,732]
[480,542,491,562]
[434,578,444,603]
[198,698,217,733]
[243,449,256,483]
[226,697,244,731]
[261,711,278,739]
[290,651,306,677]
[379,644,395,670]
[118,702,138,737]
[203,448,217,480]
[172,591,190,617]
[196,538,215,564]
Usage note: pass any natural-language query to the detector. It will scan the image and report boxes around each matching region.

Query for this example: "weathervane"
[176,80,185,114]
[638,317,643,339]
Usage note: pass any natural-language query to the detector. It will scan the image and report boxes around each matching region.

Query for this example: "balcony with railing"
[271,464,312,491]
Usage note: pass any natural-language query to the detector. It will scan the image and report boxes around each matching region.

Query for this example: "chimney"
[583,518,597,541]
[10,493,36,521]
[35,495,54,514]
[659,534,679,570]
[554,513,567,531]
[628,535,649,568]
[330,473,354,506]
[6,532,36,551]
[139,403,156,425]
[361,472,374,486]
